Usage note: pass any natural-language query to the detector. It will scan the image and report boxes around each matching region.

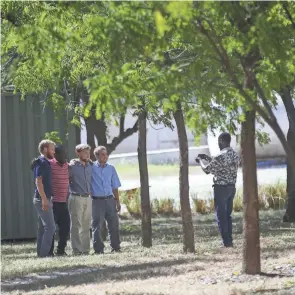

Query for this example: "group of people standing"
[32,131,239,258]
[31,141,122,257]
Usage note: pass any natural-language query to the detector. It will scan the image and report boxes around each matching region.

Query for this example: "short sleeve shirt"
[34,156,53,199]
[91,162,121,197]
[49,159,69,202]
[202,147,240,185]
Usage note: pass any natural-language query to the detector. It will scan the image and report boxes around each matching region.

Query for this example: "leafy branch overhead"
[2,1,295,149]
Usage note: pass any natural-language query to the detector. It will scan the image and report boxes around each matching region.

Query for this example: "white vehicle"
[207,100,288,161]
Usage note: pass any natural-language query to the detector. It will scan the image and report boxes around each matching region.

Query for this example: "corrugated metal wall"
[1,93,76,240]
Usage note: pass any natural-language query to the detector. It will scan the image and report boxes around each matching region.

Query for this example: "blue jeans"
[33,198,56,257]
[92,197,120,253]
[213,185,236,246]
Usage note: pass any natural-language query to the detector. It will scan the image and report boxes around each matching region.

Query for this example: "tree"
[150,1,295,271]
[3,1,294,261]
[280,85,295,222]
[241,110,261,274]
[173,102,195,253]
[137,104,152,247]
[1,1,139,157]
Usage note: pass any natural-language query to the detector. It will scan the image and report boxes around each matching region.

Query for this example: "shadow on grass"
[2,254,37,260]
[1,244,36,255]
[120,211,292,246]
[2,257,208,293]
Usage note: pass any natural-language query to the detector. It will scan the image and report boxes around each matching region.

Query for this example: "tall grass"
[120,182,287,217]
[258,182,286,210]
[120,189,141,217]
[120,189,177,217]
[151,198,176,216]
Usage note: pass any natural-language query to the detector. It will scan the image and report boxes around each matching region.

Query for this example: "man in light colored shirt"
[91,146,121,254]
[196,132,239,248]
[49,145,70,256]
[68,144,92,255]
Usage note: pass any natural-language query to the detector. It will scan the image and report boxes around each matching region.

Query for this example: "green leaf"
[154,10,169,37]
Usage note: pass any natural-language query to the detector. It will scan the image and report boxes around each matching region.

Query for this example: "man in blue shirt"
[91,146,121,254]
[31,140,56,257]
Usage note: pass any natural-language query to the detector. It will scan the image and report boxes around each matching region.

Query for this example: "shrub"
[120,189,141,217]
[258,182,286,210]
[151,198,176,216]
[233,194,243,212]
[120,183,287,217]
[191,193,211,214]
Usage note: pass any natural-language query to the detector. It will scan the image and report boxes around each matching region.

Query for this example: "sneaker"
[111,248,121,253]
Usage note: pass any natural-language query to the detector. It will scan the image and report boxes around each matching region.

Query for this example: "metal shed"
[1,93,76,240]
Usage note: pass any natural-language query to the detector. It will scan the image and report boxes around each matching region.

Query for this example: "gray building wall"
[1,93,76,240]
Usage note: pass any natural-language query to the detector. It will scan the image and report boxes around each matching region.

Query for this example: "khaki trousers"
[68,194,92,254]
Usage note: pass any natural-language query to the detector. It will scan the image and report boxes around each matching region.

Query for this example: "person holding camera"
[196,132,240,248]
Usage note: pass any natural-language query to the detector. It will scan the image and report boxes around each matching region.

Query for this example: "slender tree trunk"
[75,125,81,146]
[173,102,195,253]
[283,125,295,222]
[281,87,295,222]
[138,110,152,247]
[241,110,261,274]
[84,112,108,159]
[84,114,96,159]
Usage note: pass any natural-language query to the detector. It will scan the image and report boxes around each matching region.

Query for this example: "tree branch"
[280,85,295,130]
[107,119,139,154]
[195,15,295,170]
[282,2,295,29]
[119,114,125,136]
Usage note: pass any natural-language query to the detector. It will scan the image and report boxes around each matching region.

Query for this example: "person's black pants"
[213,185,236,247]
[49,202,70,255]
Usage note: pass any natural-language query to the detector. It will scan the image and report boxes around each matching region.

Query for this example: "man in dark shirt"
[31,140,56,257]
[68,144,92,255]
[196,132,239,247]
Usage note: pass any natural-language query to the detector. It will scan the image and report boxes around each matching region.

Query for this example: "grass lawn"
[114,164,202,179]
[2,210,295,295]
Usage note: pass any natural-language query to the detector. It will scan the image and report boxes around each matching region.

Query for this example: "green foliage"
[46,93,66,117]
[2,1,294,143]
[44,131,62,145]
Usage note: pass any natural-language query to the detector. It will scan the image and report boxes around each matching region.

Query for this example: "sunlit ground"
[2,210,294,295]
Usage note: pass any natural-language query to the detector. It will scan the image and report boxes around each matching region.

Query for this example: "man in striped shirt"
[49,145,70,256]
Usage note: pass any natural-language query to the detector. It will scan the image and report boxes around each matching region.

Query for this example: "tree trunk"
[84,112,108,160]
[284,127,295,222]
[281,87,295,222]
[173,102,195,253]
[241,110,261,274]
[84,114,96,159]
[75,125,81,146]
[138,110,152,247]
